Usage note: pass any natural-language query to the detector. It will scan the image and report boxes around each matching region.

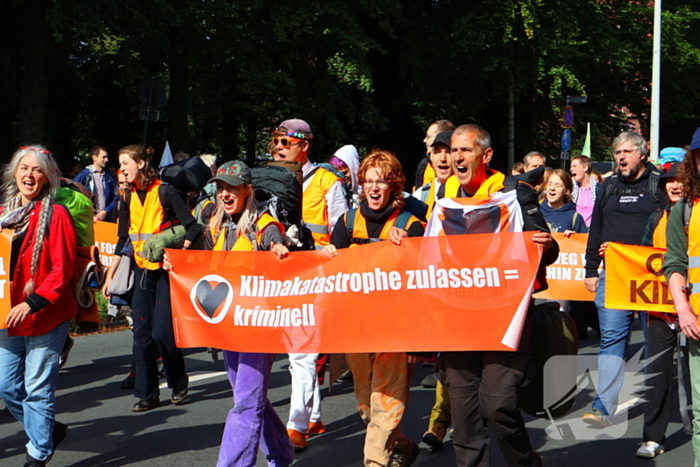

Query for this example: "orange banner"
[605,242,675,313]
[0,230,14,329]
[94,221,118,267]
[168,232,543,353]
[534,233,596,301]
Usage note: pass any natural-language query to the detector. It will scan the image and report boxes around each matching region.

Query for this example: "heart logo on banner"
[190,274,234,324]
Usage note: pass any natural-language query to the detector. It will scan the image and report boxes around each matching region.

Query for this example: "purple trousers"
[217,351,294,467]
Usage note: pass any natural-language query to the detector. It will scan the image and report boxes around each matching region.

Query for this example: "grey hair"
[613,132,648,159]
[453,124,492,150]
[2,146,62,296]
[523,151,546,166]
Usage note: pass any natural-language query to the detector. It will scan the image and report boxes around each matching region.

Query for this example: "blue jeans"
[0,321,69,461]
[217,351,293,467]
[592,270,645,416]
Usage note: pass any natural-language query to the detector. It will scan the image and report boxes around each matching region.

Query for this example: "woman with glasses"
[324,149,424,467]
[0,146,78,467]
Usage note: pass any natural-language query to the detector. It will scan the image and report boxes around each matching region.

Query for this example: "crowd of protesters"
[2,119,700,467]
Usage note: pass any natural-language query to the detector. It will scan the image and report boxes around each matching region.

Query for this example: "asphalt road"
[0,329,695,466]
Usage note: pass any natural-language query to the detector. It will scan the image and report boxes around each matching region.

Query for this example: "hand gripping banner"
[168,232,542,354]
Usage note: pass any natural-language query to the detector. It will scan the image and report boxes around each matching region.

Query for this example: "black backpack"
[159,157,212,194]
[250,164,314,251]
[600,170,661,208]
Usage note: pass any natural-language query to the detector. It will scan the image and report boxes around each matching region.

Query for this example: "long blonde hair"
[208,183,258,247]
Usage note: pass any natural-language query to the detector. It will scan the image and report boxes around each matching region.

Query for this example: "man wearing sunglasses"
[272,118,348,452]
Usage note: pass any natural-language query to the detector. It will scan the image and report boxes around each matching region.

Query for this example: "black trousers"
[132,266,187,400]
[643,314,679,444]
[443,313,534,467]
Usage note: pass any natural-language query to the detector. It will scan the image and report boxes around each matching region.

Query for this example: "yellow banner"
[604,242,675,313]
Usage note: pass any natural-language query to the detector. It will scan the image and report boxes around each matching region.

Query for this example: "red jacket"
[7,201,78,336]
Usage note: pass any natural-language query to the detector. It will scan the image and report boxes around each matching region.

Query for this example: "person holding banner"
[165,160,294,467]
[435,124,556,467]
[583,132,664,428]
[665,129,700,465]
[106,144,202,412]
[325,149,424,467]
[0,146,77,467]
[636,162,685,459]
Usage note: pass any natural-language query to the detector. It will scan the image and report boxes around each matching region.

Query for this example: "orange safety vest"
[422,163,436,187]
[303,166,342,247]
[652,210,668,249]
[213,212,284,252]
[345,207,421,245]
[444,171,506,200]
[687,201,700,314]
[415,179,439,219]
[129,180,173,270]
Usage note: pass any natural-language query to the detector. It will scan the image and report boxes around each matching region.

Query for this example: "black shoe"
[24,454,46,467]
[336,369,353,383]
[132,397,160,412]
[420,372,437,388]
[53,421,69,449]
[59,336,74,369]
[171,376,189,405]
[121,372,136,390]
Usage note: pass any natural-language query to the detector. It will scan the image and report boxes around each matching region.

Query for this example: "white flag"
[160,141,174,168]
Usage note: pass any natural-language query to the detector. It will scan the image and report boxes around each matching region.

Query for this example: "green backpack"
[55,185,95,247]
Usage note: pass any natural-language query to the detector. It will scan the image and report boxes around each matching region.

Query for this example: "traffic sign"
[561,129,572,151]
[560,151,570,160]
[563,106,574,128]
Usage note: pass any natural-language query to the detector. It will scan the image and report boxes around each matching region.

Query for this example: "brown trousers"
[347,352,413,467]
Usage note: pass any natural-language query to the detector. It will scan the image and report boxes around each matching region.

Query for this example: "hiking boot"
[389,439,419,467]
[171,376,189,405]
[59,336,74,369]
[636,441,664,458]
[287,429,308,452]
[307,421,326,437]
[132,397,160,412]
[121,372,136,390]
[420,372,437,388]
[422,423,447,451]
[582,409,612,428]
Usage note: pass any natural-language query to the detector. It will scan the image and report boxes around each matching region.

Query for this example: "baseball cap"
[276,119,313,140]
[208,160,251,186]
[660,162,681,183]
[431,130,453,149]
[690,127,700,150]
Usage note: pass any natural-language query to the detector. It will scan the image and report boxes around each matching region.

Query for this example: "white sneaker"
[636,441,664,458]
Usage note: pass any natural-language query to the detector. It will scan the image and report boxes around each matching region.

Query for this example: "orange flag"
[0,230,14,329]
[168,232,542,353]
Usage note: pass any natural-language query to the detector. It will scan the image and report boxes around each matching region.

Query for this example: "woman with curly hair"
[325,149,424,467]
[0,146,78,467]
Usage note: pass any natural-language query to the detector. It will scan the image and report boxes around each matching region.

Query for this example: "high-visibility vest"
[213,212,284,252]
[303,167,342,247]
[345,207,420,246]
[416,180,439,219]
[422,163,436,186]
[444,171,505,200]
[129,180,173,270]
[652,210,668,249]
[687,202,700,314]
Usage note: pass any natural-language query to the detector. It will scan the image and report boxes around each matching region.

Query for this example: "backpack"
[250,164,314,251]
[159,157,212,194]
[600,170,661,208]
[345,208,414,244]
[519,302,579,419]
[55,183,95,247]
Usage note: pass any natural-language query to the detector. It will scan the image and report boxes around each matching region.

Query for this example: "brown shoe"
[287,428,308,452]
[390,439,419,467]
[422,423,447,451]
[307,421,326,437]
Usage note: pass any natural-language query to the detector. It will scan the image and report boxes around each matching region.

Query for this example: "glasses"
[361,180,390,189]
[272,137,304,148]
[614,148,637,156]
[19,146,50,155]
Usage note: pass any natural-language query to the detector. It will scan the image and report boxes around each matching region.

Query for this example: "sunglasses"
[19,146,50,155]
[272,137,304,148]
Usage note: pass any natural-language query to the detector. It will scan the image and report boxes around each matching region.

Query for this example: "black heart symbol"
[195,281,230,318]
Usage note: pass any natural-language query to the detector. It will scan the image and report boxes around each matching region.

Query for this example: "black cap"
[431,130,453,149]
[660,162,681,184]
